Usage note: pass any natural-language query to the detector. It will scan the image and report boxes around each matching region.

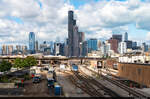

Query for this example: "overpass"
[0,56,106,65]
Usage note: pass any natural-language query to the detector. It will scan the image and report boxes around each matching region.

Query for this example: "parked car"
[32,77,40,83]
[35,73,42,80]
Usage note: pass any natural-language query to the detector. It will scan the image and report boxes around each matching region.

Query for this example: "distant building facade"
[112,34,122,42]
[8,45,13,55]
[125,40,132,49]
[68,10,84,57]
[123,32,128,41]
[118,42,127,54]
[87,39,98,53]
[108,38,118,53]
[2,45,7,55]
[29,32,35,54]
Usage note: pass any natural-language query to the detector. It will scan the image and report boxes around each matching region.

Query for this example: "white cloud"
[0,0,150,47]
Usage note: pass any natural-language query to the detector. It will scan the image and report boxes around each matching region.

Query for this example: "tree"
[13,58,23,69]
[13,56,37,69]
[25,56,37,67]
[0,60,12,72]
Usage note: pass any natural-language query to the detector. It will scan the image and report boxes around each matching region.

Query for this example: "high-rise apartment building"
[22,45,27,54]
[29,32,35,54]
[8,45,13,55]
[16,45,21,54]
[108,38,118,53]
[101,42,107,56]
[118,42,127,54]
[2,45,7,55]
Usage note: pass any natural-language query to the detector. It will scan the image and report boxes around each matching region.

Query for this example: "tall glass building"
[87,39,98,53]
[29,32,35,54]
[123,32,128,41]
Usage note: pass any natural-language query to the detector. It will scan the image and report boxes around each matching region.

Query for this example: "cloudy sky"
[0,0,150,48]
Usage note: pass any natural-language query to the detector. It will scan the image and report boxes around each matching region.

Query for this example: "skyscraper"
[2,45,7,55]
[35,40,38,52]
[68,10,84,57]
[68,10,74,57]
[16,45,21,54]
[29,32,35,54]
[112,34,122,42]
[82,41,88,56]
[73,25,79,57]
[123,32,128,41]
[22,45,27,55]
[87,39,98,53]
[8,45,13,55]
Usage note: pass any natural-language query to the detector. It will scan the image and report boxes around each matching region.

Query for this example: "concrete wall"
[0,83,15,88]
[118,63,150,87]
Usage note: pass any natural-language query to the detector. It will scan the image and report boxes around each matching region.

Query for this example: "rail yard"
[0,61,150,98]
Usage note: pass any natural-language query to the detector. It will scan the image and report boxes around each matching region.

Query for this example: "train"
[47,67,56,88]
[71,64,78,72]
[97,61,103,69]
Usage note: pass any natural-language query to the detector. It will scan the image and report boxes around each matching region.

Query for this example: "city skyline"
[0,0,150,47]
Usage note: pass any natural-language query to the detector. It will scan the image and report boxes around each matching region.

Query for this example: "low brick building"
[118,63,150,87]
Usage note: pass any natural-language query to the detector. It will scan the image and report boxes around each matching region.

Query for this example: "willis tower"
[68,11,76,57]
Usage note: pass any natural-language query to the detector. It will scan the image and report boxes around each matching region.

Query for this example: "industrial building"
[118,63,150,87]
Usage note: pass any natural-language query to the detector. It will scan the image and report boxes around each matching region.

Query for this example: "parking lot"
[23,71,54,97]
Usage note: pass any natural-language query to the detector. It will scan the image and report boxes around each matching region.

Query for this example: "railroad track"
[72,71,104,97]
[62,71,104,97]
[79,69,121,97]
[84,66,149,98]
